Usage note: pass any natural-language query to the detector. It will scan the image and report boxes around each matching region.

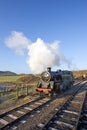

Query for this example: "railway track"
[0,96,52,130]
[0,80,86,130]
[76,89,87,130]
[36,81,87,130]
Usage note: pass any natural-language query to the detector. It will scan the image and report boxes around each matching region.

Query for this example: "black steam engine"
[36,67,74,96]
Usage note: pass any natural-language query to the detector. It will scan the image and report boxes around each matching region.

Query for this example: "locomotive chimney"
[47,67,51,72]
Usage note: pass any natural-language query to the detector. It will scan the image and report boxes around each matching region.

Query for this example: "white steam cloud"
[28,38,62,73]
[5,31,31,55]
[5,31,71,73]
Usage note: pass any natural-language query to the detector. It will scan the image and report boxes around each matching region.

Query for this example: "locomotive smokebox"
[47,67,51,72]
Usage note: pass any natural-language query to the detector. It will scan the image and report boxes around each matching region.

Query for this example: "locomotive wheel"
[40,92,44,97]
[50,91,55,97]
[48,92,52,97]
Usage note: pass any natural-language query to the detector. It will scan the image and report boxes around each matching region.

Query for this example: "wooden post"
[26,84,28,95]
[16,86,19,99]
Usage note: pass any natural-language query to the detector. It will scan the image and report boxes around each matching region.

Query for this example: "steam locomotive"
[36,67,74,96]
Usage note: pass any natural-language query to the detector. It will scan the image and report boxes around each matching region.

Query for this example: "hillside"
[0,71,17,76]
[72,70,87,78]
[17,74,40,84]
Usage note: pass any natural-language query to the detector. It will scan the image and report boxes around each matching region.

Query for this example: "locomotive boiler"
[36,67,74,96]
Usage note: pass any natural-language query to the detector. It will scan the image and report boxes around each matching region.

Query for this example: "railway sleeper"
[42,89,86,130]
[61,112,78,119]
[57,116,77,126]
[47,122,74,130]
[76,92,87,130]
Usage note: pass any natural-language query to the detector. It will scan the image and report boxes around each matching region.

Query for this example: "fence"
[0,84,37,103]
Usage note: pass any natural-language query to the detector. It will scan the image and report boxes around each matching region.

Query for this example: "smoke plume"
[5,31,31,55]
[27,38,63,73]
[5,31,71,73]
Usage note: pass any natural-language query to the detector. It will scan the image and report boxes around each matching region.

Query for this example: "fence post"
[16,85,19,99]
[26,84,28,96]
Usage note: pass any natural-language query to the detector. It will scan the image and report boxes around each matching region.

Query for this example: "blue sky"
[0,0,87,74]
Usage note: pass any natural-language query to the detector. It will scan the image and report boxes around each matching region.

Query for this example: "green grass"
[0,75,22,83]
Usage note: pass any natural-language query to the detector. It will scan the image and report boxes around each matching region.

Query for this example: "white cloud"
[5,31,31,55]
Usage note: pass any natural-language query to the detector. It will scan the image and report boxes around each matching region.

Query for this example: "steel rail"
[38,81,87,130]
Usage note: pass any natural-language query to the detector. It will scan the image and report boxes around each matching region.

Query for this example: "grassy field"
[0,75,23,83]
[0,74,40,84]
